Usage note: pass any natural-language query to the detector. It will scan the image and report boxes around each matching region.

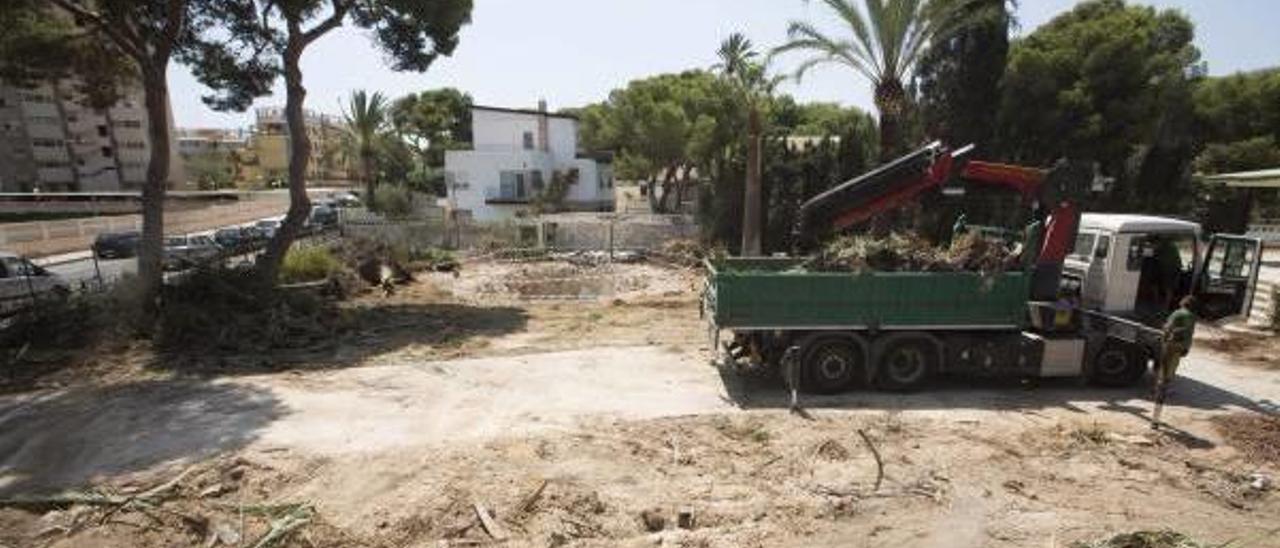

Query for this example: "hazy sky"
[169,0,1280,129]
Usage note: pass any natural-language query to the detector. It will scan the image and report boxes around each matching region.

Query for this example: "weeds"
[280,245,343,284]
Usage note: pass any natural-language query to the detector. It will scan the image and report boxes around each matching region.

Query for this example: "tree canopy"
[996,0,1199,169]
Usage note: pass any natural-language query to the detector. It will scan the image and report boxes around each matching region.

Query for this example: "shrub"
[280,245,342,284]
[372,184,413,218]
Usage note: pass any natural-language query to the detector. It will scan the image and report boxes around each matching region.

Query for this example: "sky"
[168,0,1280,129]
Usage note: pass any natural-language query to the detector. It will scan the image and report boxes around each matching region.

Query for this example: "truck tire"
[800,335,868,394]
[1089,340,1148,387]
[875,334,939,391]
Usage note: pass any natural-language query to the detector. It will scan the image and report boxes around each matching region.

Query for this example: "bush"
[280,246,342,284]
[372,184,413,218]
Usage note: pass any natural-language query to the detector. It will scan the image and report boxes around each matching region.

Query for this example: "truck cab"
[1063,214,1262,323]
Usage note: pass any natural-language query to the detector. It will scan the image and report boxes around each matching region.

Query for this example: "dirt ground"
[1,257,1278,547]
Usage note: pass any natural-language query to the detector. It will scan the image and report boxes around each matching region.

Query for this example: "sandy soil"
[1,258,1277,547]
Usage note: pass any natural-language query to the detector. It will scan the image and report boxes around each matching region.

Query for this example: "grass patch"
[280,245,342,284]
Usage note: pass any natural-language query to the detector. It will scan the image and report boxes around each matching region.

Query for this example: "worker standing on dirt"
[1153,296,1197,428]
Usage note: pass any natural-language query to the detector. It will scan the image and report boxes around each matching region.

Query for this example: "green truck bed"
[705,257,1032,330]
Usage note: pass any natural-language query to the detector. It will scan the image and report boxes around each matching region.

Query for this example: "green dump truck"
[703,213,1264,394]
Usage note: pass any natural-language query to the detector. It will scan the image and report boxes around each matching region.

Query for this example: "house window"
[530,170,544,192]
[499,170,526,199]
[97,125,108,137]
[522,131,534,150]
[31,138,64,147]
[101,146,113,158]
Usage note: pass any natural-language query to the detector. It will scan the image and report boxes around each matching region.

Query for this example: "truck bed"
[705,257,1032,330]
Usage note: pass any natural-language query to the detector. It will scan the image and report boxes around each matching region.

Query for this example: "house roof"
[471,105,578,120]
[1199,167,1280,188]
[1079,213,1201,234]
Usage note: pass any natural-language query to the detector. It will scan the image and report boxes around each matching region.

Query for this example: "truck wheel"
[800,336,868,394]
[1089,341,1147,387]
[876,334,938,391]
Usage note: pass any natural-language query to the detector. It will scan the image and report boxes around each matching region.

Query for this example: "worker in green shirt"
[1152,295,1197,429]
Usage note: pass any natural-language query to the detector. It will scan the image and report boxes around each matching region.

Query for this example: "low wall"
[0,196,290,257]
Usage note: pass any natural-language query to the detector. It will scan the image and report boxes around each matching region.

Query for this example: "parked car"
[328,191,362,208]
[162,233,222,271]
[92,231,140,259]
[255,217,284,239]
[1,252,70,316]
[309,204,339,228]
[213,226,265,254]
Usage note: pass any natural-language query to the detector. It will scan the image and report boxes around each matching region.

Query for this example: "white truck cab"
[1062,214,1262,323]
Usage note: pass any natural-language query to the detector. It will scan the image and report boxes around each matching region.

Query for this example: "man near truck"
[1152,296,1197,428]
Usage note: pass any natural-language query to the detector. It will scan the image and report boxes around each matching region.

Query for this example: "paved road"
[49,257,135,288]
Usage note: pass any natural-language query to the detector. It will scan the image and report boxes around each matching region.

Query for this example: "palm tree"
[342,90,389,207]
[774,0,968,161]
[716,33,786,256]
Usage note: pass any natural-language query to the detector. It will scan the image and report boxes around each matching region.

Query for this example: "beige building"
[0,82,183,193]
[238,107,353,187]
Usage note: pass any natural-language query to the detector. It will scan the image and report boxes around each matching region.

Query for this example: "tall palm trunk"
[362,151,376,210]
[137,63,172,309]
[257,36,312,283]
[741,105,763,256]
[875,78,908,162]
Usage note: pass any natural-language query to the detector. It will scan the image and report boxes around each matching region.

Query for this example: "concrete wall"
[0,195,290,257]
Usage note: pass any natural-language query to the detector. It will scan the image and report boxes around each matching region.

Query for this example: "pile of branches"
[156,268,342,354]
[1069,530,1208,548]
[803,231,1013,274]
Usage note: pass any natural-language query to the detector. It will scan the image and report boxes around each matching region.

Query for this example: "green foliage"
[372,184,413,218]
[578,70,744,213]
[0,1,134,109]
[997,0,1199,169]
[1194,137,1280,174]
[917,0,1012,150]
[389,88,473,168]
[279,246,343,284]
[531,169,578,214]
[186,152,238,190]
[774,0,977,160]
[1193,68,1280,145]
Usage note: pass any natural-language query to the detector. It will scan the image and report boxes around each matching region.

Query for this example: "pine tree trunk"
[256,38,312,284]
[363,152,375,210]
[741,106,763,256]
[136,63,171,309]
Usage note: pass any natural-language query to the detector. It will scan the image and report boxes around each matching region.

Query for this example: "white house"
[444,103,614,222]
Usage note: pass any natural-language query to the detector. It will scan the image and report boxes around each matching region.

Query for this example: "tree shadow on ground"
[717,364,1277,419]
[142,303,529,376]
[0,379,284,496]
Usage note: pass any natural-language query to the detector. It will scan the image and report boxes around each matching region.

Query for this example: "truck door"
[1194,234,1264,321]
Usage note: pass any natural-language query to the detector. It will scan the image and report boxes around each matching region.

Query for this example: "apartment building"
[238,107,353,187]
[0,82,183,193]
[444,103,614,222]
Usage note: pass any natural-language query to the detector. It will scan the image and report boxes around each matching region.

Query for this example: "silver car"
[1,252,70,316]
[162,234,222,271]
